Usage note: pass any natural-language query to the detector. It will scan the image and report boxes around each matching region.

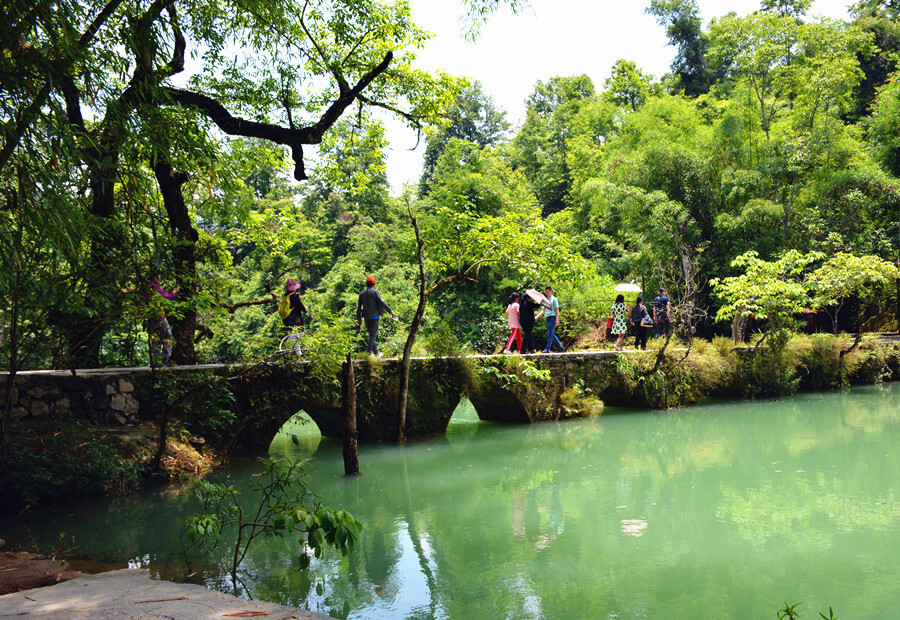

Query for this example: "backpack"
[278,294,292,320]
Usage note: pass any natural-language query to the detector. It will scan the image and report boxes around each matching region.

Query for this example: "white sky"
[382,0,852,192]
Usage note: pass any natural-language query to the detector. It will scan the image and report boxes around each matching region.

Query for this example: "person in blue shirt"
[653,288,671,339]
[537,286,565,353]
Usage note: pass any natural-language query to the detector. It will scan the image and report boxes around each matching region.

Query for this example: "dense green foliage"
[1,0,898,374]
[0,419,145,513]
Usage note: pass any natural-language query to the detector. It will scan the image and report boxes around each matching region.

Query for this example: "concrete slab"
[0,569,333,619]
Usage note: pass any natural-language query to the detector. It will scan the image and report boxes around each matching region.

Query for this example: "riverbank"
[0,568,334,619]
[0,418,218,519]
[0,550,87,595]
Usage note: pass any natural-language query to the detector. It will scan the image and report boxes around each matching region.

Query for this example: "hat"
[366,276,376,286]
[285,278,301,292]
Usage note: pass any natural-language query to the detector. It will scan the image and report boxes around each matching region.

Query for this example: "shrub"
[0,422,143,514]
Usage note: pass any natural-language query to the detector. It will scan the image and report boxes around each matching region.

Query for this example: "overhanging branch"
[162,51,393,181]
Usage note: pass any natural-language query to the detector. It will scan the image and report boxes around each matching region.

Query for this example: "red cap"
[366,276,376,285]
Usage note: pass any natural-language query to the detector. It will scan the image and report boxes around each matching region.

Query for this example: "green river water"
[4,383,900,619]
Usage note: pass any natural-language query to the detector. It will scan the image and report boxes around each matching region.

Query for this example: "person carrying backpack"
[279,278,307,355]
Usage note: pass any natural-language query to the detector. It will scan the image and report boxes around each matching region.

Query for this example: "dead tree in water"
[342,351,360,476]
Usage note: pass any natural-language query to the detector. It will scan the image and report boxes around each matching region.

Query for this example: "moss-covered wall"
[4,338,898,458]
[1,357,470,456]
[465,338,900,415]
[227,357,468,450]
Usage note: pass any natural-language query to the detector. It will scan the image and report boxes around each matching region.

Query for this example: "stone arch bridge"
[2,352,671,456]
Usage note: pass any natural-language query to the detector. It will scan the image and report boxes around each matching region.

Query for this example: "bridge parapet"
[1,358,470,454]
[0,350,688,455]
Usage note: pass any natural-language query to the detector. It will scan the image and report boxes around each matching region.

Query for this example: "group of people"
[502,286,672,355]
[148,270,672,367]
[503,287,566,354]
[283,274,396,359]
[609,288,671,351]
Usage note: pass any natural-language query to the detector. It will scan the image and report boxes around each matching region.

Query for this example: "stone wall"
[2,372,145,427]
[466,352,619,423]
[1,358,472,455]
[7,340,896,456]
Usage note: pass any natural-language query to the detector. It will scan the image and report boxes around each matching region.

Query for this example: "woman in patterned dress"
[610,294,629,352]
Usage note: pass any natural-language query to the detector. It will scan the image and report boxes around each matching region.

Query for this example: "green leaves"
[180,457,362,588]
[710,249,824,327]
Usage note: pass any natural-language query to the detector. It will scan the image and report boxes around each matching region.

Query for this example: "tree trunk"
[2,293,20,439]
[66,136,126,368]
[152,159,199,365]
[342,351,360,476]
[396,212,428,444]
[149,401,169,474]
[838,315,873,385]
[731,309,744,344]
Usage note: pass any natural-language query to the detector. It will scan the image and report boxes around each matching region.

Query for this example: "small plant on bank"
[181,457,362,595]
[477,356,550,391]
[559,380,603,416]
[776,602,838,619]
[148,371,235,476]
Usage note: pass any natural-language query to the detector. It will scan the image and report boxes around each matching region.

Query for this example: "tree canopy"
[2,0,899,372]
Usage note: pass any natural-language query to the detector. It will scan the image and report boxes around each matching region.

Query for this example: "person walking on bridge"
[653,288,671,339]
[519,290,538,353]
[148,272,179,368]
[279,278,307,356]
[611,294,629,351]
[503,292,522,354]
[537,286,565,353]
[357,276,396,358]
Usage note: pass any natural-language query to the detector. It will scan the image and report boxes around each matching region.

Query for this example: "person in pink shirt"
[503,292,522,354]
[148,273,179,367]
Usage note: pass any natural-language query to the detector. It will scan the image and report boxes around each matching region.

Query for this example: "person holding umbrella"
[519,289,539,353]
[613,281,644,351]
[610,294,629,351]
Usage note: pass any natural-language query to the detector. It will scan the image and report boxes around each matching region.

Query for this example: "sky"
[381,0,853,192]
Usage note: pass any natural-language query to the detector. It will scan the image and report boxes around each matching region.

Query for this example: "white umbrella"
[525,288,553,309]
[614,282,643,293]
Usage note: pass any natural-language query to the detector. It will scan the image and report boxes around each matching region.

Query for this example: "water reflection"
[3,387,900,618]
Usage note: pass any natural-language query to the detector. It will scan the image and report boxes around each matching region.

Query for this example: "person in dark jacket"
[653,288,671,339]
[630,296,651,350]
[282,278,307,329]
[519,291,538,353]
[356,276,396,358]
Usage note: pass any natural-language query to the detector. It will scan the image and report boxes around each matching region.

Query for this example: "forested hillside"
[2,0,899,371]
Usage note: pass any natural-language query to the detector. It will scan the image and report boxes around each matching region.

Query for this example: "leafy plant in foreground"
[181,457,362,594]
